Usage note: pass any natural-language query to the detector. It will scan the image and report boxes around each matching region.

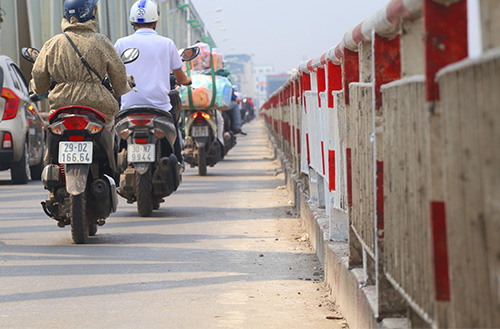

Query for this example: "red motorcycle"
[22,46,139,244]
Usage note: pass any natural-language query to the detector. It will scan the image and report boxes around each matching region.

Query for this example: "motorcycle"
[241,97,255,124]
[22,47,139,244]
[182,97,237,176]
[114,46,200,217]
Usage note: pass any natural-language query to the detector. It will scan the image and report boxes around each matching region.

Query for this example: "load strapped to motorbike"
[180,43,236,176]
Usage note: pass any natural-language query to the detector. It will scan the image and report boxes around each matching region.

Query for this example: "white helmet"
[130,0,159,24]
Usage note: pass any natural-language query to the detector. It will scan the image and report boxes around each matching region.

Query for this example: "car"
[0,55,45,184]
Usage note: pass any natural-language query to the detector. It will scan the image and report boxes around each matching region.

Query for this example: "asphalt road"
[0,119,344,329]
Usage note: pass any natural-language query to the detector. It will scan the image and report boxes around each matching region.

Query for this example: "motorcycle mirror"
[21,47,40,63]
[121,48,140,64]
[180,46,200,62]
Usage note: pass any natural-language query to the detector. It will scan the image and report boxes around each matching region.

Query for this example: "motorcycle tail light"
[69,136,84,141]
[62,116,89,130]
[50,123,64,135]
[135,138,148,144]
[89,124,103,134]
[1,88,20,120]
[2,132,12,149]
[192,112,210,120]
[153,128,164,138]
[119,128,131,139]
[129,113,155,126]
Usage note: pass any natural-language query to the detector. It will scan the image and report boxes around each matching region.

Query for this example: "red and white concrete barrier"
[261,0,500,327]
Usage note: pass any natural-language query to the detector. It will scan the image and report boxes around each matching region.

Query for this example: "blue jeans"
[229,100,241,131]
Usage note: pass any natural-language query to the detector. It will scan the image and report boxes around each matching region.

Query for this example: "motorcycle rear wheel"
[136,170,153,217]
[70,193,89,244]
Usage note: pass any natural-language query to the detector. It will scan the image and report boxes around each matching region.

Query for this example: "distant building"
[224,54,255,99]
[225,56,292,110]
[253,64,274,109]
[267,74,291,97]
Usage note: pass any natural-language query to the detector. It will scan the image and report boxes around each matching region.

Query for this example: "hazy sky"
[189,0,482,73]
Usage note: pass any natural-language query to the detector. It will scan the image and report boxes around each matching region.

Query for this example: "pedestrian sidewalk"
[265,122,410,329]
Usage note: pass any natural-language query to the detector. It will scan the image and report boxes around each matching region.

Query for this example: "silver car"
[0,55,45,184]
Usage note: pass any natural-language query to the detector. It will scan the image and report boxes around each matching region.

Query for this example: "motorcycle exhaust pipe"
[159,157,170,172]
[89,179,112,219]
[157,155,179,174]
[91,179,109,197]
[154,154,180,195]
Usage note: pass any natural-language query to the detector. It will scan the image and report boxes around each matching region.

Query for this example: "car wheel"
[30,153,44,181]
[11,143,30,184]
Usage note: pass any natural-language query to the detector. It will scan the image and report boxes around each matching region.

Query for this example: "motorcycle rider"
[29,0,132,136]
[114,0,192,166]
[228,87,246,135]
[232,86,247,135]
[242,96,255,122]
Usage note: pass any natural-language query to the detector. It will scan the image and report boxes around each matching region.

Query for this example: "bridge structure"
[0,0,498,327]
[262,0,500,328]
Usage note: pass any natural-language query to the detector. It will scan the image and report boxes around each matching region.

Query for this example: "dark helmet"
[64,0,98,23]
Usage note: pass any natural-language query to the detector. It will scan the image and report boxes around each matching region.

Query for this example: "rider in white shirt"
[115,0,191,111]
[114,0,191,163]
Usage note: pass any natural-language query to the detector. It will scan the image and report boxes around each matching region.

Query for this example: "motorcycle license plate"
[192,126,209,137]
[58,141,93,164]
[128,143,155,162]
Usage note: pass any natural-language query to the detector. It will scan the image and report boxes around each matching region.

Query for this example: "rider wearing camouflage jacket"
[30,17,131,127]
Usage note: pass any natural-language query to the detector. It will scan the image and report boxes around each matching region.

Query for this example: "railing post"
[342,47,363,266]
[372,32,404,318]
[327,61,342,194]
[301,72,312,167]
[480,0,500,51]
[424,0,468,327]
[326,60,346,241]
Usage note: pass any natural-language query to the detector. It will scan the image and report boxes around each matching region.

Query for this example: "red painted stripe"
[343,48,359,106]
[329,150,336,191]
[307,59,314,72]
[374,34,401,110]
[327,61,342,108]
[302,73,311,113]
[430,201,451,301]
[321,141,326,176]
[320,53,327,65]
[424,0,468,101]
[346,148,353,207]
[317,67,326,106]
[352,22,368,44]
[386,0,411,26]
[376,160,384,240]
[295,80,300,104]
[334,44,343,61]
